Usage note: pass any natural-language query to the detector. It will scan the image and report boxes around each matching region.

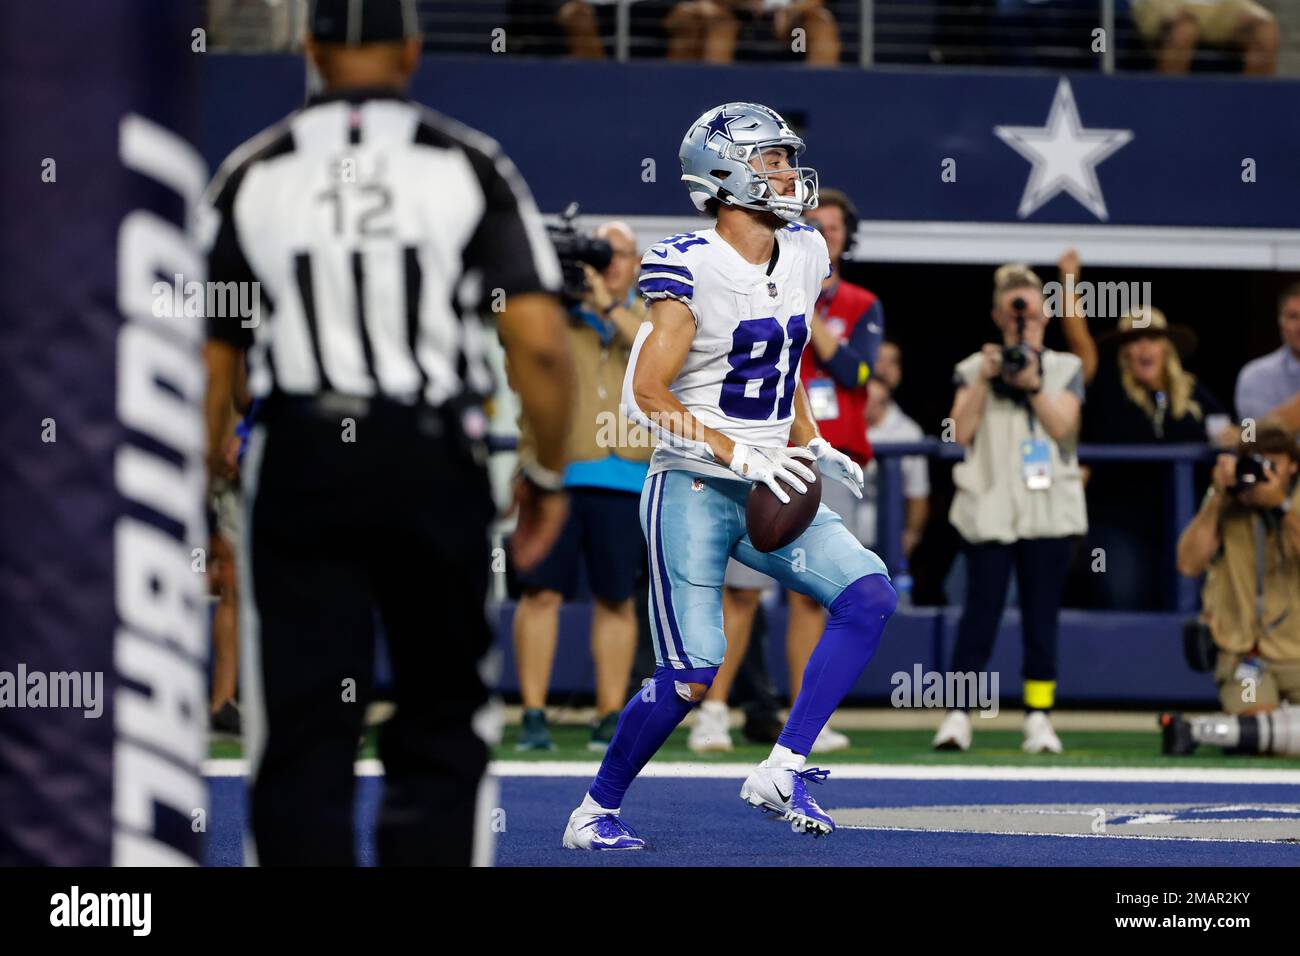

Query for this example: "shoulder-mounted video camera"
[546,202,613,308]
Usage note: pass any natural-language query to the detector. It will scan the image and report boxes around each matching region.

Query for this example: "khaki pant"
[1131,0,1269,45]
[1214,651,1300,714]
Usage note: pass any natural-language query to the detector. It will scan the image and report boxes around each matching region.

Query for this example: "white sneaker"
[688,701,734,753]
[1022,711,1063,754]
[932,709,972,751]
[811,724,851,753]
[561,804,645,850]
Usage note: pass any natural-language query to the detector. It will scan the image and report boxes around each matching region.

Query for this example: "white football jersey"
[627,223,831,481]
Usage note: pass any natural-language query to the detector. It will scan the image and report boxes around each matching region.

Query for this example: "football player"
[562,102,897,850]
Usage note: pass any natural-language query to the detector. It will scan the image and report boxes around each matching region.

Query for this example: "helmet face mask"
[679,103,819,223]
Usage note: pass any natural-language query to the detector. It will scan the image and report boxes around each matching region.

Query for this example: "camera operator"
[511,219,653,752]
[1166,423,1300,755]
[933,264,1087,754]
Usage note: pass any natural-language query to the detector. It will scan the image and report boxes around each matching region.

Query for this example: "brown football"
[745,460,821,553]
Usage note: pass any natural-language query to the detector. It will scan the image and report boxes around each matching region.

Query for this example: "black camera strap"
[1253,510,1290,636]
[1152,390,1168,440]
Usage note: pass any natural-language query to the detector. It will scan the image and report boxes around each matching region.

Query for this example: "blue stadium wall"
[201,55,1300,230]
[489,604,1215,707]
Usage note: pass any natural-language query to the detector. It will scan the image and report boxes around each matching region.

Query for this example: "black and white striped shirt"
[203,87,561,407]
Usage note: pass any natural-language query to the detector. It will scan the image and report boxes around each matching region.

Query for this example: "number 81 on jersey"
[719,314,807,422]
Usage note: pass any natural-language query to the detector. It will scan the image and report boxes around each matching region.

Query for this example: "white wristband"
[520,459,564,492]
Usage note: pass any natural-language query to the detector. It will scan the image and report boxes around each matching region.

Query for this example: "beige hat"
[1097,306,1198,358]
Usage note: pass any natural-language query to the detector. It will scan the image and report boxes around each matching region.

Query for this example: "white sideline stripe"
[835,824,1283,845]
[201,758,1300,785]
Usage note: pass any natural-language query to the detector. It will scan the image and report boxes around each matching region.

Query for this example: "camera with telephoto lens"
[1001,296,1035,378]
[1234,453,1274,494]
[546,201,613,308]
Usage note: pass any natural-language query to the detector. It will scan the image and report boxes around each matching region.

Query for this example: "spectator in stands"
[874,339,901,389]
[556,1,607,58]
[860,361,930,558]
[1083,307,1233,609]
[933,263,1086,755]
[690,187,878,754]
[555,1,680,58]
[1235,281,1300,434]
[664,0,841,64]
[207,348,253,736]
[511,222,652,752]
[1130,0,1280,74]
[1167,423,1300,756]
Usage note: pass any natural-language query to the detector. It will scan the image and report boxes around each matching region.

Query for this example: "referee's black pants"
[242,398,495,866]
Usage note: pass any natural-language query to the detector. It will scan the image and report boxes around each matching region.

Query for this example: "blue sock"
[778,574,897,756]
[587,665,717,810]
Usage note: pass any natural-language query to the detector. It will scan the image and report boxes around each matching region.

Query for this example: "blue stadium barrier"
[488,436,1222,707]
[492,602,1217,707]
[938,607,1212,705]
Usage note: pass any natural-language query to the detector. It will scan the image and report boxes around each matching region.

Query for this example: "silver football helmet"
[679,102,818,223]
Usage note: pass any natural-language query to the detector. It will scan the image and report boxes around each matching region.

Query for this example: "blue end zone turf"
[204,774,1300,867]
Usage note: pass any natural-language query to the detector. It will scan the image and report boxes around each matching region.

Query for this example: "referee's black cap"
[310,0,420,45]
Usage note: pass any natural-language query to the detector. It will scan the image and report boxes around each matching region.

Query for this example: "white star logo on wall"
[995,78,1134,221]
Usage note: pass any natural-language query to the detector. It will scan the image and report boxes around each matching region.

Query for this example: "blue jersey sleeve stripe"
[639,270,694,287]
[639,278,694,298]
[639,262,694,280]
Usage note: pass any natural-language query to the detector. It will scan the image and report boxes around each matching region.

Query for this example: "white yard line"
[202,757,1300,785]
[833,824,1286,844]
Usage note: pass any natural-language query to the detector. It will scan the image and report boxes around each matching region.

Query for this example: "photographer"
[933,264,1086,754]
[511,220,653,752]
[1166,423,1300,756]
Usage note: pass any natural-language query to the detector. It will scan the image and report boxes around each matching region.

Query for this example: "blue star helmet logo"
[700,108,743,149]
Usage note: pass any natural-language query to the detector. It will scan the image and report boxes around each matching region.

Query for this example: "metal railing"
[205,0,1269,76]
[484,432,1220,613]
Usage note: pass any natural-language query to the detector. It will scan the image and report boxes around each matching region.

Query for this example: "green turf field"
[209,724,1300,769]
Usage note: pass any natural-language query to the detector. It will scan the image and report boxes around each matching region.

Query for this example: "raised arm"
[1057,248,1098,385]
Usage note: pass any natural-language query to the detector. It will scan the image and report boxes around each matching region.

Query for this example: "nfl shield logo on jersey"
[767,281,778,298]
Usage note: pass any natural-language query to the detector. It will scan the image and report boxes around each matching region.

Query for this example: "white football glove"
[807,436,864,499]
[729,443,817,505]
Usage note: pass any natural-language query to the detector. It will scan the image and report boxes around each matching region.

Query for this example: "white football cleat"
[1022,711,1064,754]
[561,805,646,850]
[811,724,851,753]
[740,761,834,836]
[688,700,734,753]
[932,709,972,751]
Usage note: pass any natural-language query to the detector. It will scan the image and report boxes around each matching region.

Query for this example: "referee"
[203,0,573,866]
